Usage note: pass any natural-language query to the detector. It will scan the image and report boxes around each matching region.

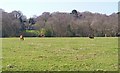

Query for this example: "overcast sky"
[0,0,119,18]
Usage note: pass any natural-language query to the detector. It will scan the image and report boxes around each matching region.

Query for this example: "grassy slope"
[2,37,118,71]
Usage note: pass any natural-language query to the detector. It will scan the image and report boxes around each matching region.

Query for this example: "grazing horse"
[89,36,94,39]
[89,34,94,39]
[20,35,24,40]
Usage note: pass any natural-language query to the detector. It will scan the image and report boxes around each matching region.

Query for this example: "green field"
[2,37,118,71]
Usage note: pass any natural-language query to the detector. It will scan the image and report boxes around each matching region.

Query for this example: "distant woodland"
[0,9,119,37]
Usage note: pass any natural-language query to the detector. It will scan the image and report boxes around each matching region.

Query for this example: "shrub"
[23,30,39,37]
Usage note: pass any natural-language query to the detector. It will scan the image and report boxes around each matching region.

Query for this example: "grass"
[2,37,118,71]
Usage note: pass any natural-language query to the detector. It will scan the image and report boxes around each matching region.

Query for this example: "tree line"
[1,9,119,37]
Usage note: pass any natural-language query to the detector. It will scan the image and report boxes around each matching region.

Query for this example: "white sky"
[0,0,119,18]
